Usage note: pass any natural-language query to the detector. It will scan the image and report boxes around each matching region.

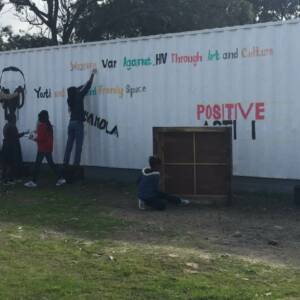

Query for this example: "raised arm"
[79,69,97,97]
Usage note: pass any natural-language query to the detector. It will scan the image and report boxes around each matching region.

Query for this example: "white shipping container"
[0,20,299,179]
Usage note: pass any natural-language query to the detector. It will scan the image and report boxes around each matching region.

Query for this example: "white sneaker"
[56,178,66,186]
[180,199,190,206]
[138,199,146,210]
[24,181,37,188]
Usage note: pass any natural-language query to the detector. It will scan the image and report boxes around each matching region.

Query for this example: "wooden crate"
[153,127,232,204]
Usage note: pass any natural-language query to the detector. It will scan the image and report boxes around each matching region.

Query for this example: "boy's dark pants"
[2,161,15,181]
[1,143,18,181]
[144,192,181,211]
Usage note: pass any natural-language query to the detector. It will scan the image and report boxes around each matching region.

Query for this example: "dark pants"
[143,192,181,211]
[2,161,15,182]
[1,142,19,182]
[14,140,23,179]
[32,152,61,182]
[63,121,84,166]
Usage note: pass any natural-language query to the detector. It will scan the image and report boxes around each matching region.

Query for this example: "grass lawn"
[0,180,299,300]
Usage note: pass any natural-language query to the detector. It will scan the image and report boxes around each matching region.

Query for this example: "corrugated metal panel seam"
[0,18,299,56]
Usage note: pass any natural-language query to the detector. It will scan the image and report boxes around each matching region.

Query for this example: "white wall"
[0,21,299,179]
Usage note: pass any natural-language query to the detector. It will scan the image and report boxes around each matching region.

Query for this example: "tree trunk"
[50,28,58,45]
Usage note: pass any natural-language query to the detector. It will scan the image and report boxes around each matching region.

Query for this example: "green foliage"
[75,0,256,42]
[1,0,300,49]
[0,27,52,51]
[249,0,300,21]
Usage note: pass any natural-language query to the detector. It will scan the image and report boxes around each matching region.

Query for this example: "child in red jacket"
[24,110,66,187]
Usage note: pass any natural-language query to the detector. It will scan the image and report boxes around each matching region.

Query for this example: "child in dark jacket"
[137,156,190,210]
[24,110,66,188]
[1,114,27,184]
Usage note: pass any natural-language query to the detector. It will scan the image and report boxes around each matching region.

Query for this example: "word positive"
[196,102,265,121]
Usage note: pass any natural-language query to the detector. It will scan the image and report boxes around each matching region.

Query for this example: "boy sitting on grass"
[137,156,190,211]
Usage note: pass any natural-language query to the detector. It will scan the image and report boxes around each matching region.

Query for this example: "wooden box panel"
[196,165,229,195]
[164,165,194,195]
[153,127,232,200]
[163,132,194,163]
[195,132,230,164]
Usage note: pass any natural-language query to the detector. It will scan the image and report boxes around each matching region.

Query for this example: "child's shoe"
[138,199,146,210]
[180,199,190,206]
[56,178,66,186]
[24,181,37,188]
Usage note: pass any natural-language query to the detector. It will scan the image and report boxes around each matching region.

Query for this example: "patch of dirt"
[3,181,300,267]
[97,191,300,267]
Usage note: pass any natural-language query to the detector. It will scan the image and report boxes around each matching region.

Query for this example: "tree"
[0,0,7,50]
[0,26,51,51]
[1,0,261,49]
[75,0,255,42]
[249,0,300,22]
[8,0,97,45]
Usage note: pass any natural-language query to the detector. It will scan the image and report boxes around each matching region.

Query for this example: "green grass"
[0,182,299,300]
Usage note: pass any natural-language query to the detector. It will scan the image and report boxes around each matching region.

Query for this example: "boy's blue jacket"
[137,168,160,200]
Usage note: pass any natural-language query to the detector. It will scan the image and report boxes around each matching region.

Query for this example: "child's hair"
[67,86,77,109]
[149,156,161,169]
[38,110,53,134]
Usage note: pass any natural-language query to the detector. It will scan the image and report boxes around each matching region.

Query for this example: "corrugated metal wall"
[0,20,299,179]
